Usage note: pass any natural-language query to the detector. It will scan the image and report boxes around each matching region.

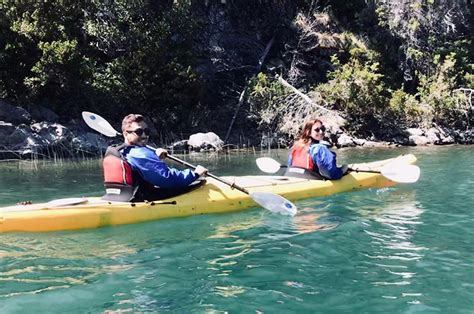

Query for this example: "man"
[102,113,207,201]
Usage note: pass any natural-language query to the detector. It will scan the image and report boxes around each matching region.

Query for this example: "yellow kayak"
[0,154,417,233]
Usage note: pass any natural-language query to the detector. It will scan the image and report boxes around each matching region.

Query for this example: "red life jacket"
[103,146,134,186]
[286,143,325,180]
[103,154,133,186]
[102,145,207,202]
[290,143,315,171]
[102,145,137,202]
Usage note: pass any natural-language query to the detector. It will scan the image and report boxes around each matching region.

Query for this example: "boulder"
[31,122,73,144]
[391,135,410,146]
[406,128,424,136]
[188,132,223,151]
[168,140,189,153]
[0,99,31,124]
[363,140,390,148]
[353,138,367,146]
[426,128,441,144]
[71,132,110,155]
[409,135,430,146]
[6,125,33,146]
[460,128,474,144]
[7,125,48,156]
[27,105,59,122]
[0,121,15,141]
[337,133,356,147]
[436,126,455,144]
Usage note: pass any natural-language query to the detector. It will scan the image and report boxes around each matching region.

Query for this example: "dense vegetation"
[0,0,472,142]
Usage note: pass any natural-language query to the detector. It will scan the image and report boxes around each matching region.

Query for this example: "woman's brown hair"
[295,119,323,146]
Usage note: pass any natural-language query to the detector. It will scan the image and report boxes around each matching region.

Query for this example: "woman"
[287,119,348,180]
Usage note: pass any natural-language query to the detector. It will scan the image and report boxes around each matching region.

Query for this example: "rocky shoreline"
[0,100,472,160]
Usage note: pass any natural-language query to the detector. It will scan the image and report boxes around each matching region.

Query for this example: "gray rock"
[6,125,33,146]
[439,132,455,144]
[337,133,356,147]
[0,99,31,124]
[353,138,367,146]
[406,128,424,136]
[27,105,59,122]
[426,128,441,144]
[409,135,430,146]
[392,135,410,146]
[188,132,223,151]
[31,122,73,144]
[458,128,474,144]
[0,121,15,139]
[168,140,189,153]
[71,132,109,155]
[364,140,390,148]
[431,125,455,144]
[10,130,47,155]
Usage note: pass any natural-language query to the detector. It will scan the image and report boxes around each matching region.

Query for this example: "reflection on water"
[203,201,341,304]
[208,217,263,239]
[0,232,138,298]
[1,146,473,312]
[359,190,426,302]
[293,209,339,234]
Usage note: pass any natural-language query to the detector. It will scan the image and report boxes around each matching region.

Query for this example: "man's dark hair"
[122,114,145,131]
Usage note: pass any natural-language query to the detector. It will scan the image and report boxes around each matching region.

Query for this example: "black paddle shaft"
[164,153,250,195]
[348,168,381,174]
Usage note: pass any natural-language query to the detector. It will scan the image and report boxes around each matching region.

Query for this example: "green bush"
[247,73,287,127]
[417,53,466,127]
[315,48,391,135]
[389,89,425,127]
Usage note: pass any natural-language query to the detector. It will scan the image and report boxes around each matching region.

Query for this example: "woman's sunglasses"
[127,127,151,136]
[312,126,326,133]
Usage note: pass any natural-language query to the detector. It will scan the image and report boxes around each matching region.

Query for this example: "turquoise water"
[0,146,473,313]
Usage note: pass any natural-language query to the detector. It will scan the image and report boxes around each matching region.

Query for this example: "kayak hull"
[0,154,417,233]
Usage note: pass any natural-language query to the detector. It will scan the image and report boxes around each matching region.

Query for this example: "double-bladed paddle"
[82,111,297,216]
[256,157,420,183]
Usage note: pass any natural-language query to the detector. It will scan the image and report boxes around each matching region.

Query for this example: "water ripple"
[1,146,473,312]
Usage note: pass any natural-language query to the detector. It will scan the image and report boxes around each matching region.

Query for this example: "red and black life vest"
[103,148,133,186]
[290,143,315,171]
[101,145,206,202]
[102,144,137,202]
[286,143,325,180]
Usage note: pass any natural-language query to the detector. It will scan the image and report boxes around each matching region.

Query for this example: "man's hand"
[341,165,349,174]
[155,148,168,160]
[194,165,208,176]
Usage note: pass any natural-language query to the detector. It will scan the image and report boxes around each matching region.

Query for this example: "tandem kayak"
[0,154,417,233]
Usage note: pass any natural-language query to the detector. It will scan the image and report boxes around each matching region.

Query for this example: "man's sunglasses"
[127,127,151,136]
[312,126,326,133]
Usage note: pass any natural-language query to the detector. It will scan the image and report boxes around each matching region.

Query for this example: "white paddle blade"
[381,163,421,183]
[250,192,297,216]
[46,197,88,207]
[82,111,119,137]
[256,157,282,174]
